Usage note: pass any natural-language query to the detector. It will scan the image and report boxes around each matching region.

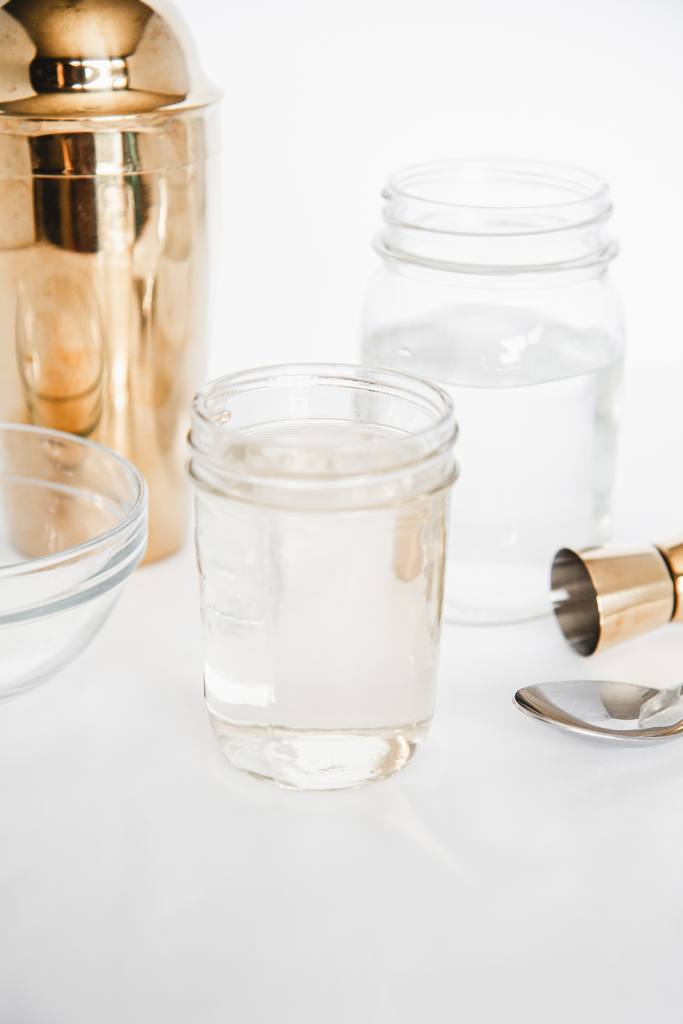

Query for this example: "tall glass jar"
[362,160,624,624]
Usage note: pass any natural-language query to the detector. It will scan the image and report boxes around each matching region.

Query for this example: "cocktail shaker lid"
[0,0,218,119]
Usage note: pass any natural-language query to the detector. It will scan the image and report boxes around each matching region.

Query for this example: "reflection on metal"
[0,0,219,561]
[514,679,683,742]
[551,544,676,655]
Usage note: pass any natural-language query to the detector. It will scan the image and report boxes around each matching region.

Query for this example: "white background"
[4,1,683,1022]
[182,0,683,377]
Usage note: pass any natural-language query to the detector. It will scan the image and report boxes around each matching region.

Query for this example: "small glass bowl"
[0,424,147,702]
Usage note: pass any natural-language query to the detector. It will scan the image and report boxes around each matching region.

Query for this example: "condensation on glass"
[188,364,458,790]
[362,160,625,623]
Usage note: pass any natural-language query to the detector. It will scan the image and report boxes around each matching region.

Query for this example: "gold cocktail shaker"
[0,0,219,562]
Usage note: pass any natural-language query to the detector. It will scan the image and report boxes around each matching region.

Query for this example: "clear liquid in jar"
[195,422,449,789]
[363,305,623,623]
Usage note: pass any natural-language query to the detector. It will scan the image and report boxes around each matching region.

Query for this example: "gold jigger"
[551,540,683,655]
[0,0,219,563]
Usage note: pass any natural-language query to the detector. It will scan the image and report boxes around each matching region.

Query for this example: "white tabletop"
[3,363,683,1024]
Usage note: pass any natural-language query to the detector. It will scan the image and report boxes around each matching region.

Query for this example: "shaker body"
[0,111,216,561]
[0,0,220,562]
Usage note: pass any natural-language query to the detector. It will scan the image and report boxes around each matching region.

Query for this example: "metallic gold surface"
[656,539,683,623]
[0,0,218,562]
[0,0,217,116]
[552,542,681,656]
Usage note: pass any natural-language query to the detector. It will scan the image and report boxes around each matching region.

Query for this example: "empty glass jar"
[188,364,458,789]
[362,160,624,623]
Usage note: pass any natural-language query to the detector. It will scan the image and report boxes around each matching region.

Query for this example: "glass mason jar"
[362,160,624,624]
[188,364,458,790]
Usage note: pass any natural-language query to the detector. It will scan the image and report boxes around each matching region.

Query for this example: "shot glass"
[188,364,458,789]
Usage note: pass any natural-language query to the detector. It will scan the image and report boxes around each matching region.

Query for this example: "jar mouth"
[379,159,617,272]
[383,159,612,236]
[188,363,458,506]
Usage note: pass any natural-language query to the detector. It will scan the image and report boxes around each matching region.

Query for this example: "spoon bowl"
[514,679,683,741]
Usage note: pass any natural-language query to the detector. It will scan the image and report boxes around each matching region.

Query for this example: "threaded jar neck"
[188,363,458,511]
[377,159,618,274]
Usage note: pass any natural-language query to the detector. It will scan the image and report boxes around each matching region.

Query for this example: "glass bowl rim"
[0,422,147,579]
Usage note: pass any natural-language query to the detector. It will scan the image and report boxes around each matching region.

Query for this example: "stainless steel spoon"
[514,680,683,741]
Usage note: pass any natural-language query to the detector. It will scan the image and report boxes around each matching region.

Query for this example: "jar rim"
[378,159,617,272]
[189,363,458,493]
[384,158,611,221]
